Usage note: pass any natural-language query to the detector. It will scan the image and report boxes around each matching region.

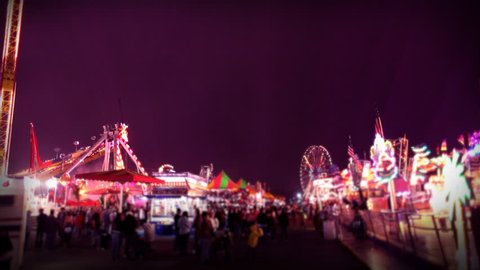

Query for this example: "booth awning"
[75,169,165,185]
[85,188,120,195]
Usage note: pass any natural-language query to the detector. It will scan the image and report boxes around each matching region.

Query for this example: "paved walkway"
[22,228,368,270]
[338,224,444,270]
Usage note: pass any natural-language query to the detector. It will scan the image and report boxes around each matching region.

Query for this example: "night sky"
[2,0,479,196]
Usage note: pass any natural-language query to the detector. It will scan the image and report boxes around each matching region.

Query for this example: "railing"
[340,207,479,270]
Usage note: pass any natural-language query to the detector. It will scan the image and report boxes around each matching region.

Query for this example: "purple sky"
[2,0,480,196]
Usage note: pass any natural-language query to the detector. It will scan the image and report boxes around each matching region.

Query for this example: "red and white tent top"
[75,169,165,185]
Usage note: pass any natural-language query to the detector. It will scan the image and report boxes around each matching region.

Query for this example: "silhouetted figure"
[278,209,289,241]
[178,211,191,256]
[192,208,202,255]
[351,210,366,239]
[215,228,233,263]
[0,229,13,270]
[257,208,268,239]
[198,211,214,265]
[45,210,58,250]
[173,208,181,253]
[63,212,74,247]
[35,209,47,248]
[267,209,277,240]
[111,212,125,261]
[124,212,138,260]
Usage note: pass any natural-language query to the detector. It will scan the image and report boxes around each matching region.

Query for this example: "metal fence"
[340,207,479,270]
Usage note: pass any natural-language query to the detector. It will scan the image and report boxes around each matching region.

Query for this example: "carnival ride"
[13,123,156,215]
[199,163,214,181]
[0,2,26,269]
[0,0,22,177]
[299,145,332,191]
[14,123,147,180]
[299,145,339,202]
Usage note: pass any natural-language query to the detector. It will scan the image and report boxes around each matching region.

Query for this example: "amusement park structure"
[299,145,339,202]
[0,2,26,269]
[14,123,148,180]
[199,163,214,181]
[393,135,409,178]
[0,0,23,177]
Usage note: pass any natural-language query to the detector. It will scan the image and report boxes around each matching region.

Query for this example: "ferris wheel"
[299,145,333,192]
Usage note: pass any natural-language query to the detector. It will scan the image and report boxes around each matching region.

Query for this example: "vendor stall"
[148,171,209,235]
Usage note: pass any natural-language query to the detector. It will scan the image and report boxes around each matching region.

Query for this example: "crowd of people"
[24,199,353,267]
[170,205,293,265]
[30,205,150,257]
[0,195,367,270]
[28,202,319,265]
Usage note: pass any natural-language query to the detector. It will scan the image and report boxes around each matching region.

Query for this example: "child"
[247,222,263,262]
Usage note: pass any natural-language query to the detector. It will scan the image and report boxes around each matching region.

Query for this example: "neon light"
[370,136,398,186]
[119,123,129,142]
[410,144,435,185]
[443,150,471,221]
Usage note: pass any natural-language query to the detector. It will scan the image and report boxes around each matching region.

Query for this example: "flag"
[347,138,362,171]
[375,115,384,138]
[30,123,44,171]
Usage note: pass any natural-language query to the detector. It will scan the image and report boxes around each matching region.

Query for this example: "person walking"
[215,226,233,263]
[57,208,66,246]
[278,208,289,241]
[267,208,277,240]
[75,209,85,237]
[198,211,214,265]
[173,208,181,253]
[178,211,191,256]
[45,210,58,250]
[192,208,202,255]
[257,208,268,239]
[91,209,101,248]
[63,211,74,248]
[35,208,47,248]
[247,221,263,262]
[111,212,125,261]
[124,211,138,260]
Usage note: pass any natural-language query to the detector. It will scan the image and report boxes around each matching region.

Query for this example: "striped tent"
[207,171,238,190]
[236,178,248,189]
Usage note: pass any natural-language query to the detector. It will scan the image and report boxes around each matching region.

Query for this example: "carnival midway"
[1,111,478,270]
[1,1,480,270]
[298,118,480,270]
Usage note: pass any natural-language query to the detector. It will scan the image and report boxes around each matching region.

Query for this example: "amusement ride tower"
[0,0,23,177]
